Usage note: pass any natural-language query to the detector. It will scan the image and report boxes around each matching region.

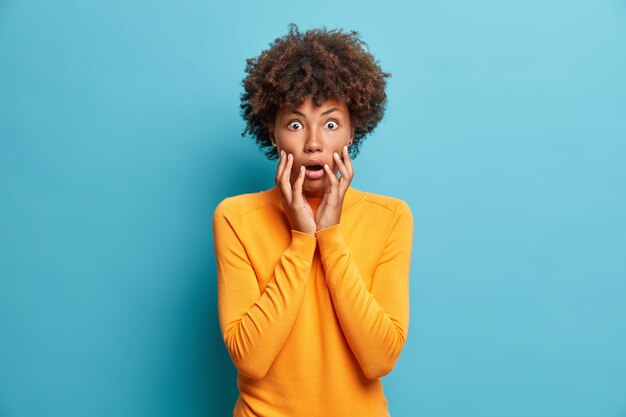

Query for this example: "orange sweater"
[212,186,413,417]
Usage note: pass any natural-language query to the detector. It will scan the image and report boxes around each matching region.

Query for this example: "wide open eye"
[325,120,339,130]
[288,121,303,130]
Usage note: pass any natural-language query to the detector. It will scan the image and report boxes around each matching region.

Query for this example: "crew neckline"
[265,186,366,211]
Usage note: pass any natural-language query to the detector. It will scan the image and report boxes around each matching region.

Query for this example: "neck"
[304,190,324,198]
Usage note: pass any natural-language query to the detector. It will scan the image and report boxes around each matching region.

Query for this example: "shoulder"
[213,189,275,221]
[349,189,413,242]
[356,189,412,218]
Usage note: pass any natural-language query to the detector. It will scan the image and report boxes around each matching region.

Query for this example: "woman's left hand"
[315,145,354,231]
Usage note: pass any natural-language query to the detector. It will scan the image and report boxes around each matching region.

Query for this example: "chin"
[303,179,328,193]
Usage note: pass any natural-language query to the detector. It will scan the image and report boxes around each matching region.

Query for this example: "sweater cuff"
[315,223,345,254]
[288,229,317,260]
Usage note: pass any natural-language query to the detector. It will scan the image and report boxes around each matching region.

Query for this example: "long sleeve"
[316,200,413,380]
[212,199,316,380]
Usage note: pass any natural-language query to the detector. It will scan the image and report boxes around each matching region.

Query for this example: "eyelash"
[287,120,339,130]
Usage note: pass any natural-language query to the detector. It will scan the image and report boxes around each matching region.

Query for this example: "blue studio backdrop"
[1,1,625,416]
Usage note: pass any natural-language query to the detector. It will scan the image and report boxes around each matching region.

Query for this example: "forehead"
[279,96,349,116]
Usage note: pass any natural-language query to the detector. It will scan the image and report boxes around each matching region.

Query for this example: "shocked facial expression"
[269,96,354,197]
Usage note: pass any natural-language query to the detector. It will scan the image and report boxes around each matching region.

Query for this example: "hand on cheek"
[315,145,354,231]
[275,150,316,236]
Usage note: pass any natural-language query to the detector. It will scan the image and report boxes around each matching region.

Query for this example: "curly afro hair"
[240,23,391,160]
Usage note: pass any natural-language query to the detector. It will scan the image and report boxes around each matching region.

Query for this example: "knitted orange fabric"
[213,186,413,417]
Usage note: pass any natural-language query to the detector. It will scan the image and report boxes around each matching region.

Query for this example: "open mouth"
[303,161,326,180]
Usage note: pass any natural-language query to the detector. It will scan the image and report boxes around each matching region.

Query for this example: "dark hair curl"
[240,23,391,160]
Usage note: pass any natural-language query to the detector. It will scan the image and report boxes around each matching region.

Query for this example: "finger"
[292,165,306,202]
[276,150,291,203]
[323,163,339,185]
[280,153,294,202]
[275,149,286,184]
[342,145,354,178]
[338,146,353,196]
[333,151,349,182]
[323,163,339,196]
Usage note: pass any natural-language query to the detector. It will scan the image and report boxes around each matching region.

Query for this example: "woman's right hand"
[275,150,316,236]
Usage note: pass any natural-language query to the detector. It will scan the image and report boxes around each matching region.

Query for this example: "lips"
[304,159,325,170]
[303,158,326,180]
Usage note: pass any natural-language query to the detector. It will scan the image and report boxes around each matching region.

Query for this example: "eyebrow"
[288,107,342,117]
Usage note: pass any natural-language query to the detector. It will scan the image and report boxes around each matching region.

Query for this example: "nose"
[304,126,323,153]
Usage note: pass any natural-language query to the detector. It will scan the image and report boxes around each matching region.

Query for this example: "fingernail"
[300,166,304,172]
[324,164,329,169]
[334,152,339,159]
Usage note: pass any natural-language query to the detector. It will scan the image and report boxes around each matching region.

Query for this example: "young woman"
[213,24,414,417]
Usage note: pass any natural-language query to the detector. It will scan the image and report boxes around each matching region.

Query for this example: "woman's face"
[269,96,354,197]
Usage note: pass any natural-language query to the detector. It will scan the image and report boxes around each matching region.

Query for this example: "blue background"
[1,1,625,416]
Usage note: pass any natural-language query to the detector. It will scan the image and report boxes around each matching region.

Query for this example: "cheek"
[329,130,349,147]
[276,143,296,157]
